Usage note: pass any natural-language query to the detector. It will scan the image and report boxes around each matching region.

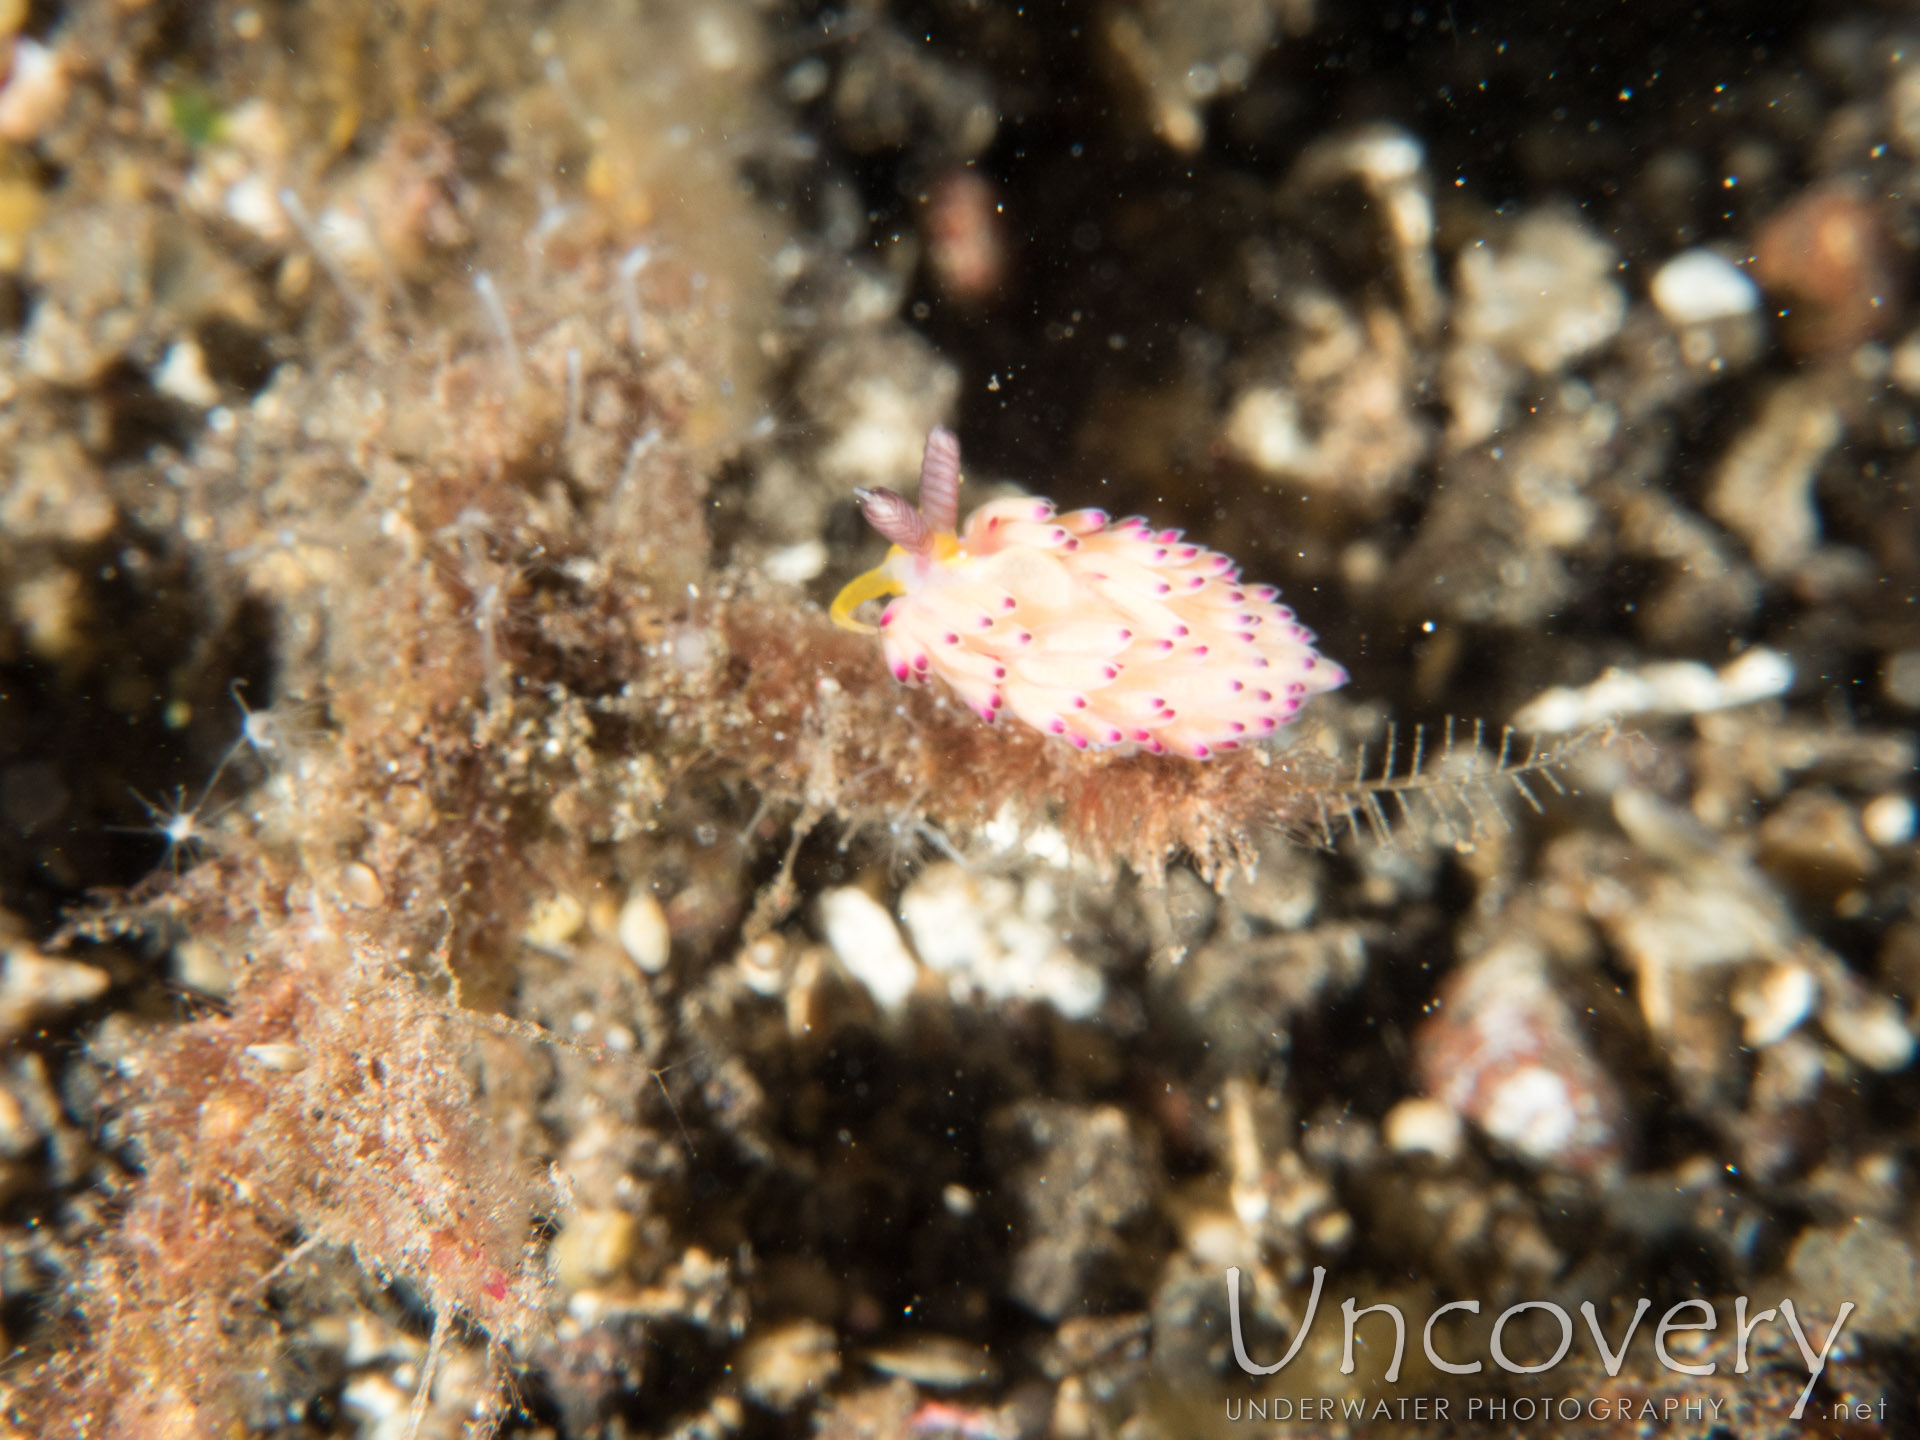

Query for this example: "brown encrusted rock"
[992,1100,1157,1320]
[1753,183,1900,356]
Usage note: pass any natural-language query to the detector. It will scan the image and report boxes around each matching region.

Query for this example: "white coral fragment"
[1454,211,1625,373]
[1513,647,1793,733]
[898,863,1105,1019]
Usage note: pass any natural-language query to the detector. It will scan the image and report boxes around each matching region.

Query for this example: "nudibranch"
[830,428,1347,759]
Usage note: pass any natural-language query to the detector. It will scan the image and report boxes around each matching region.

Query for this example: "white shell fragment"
[1650,249,1761,326]
[1821,986,1916,1073]
[861,1334,999,1389]
[616,889,671,973]
[1382,1097,1464,1162]
[738,1319,840,1410]
[1224,386,1312,475]
[153,339,220,408]
[551,1208,639,1289]
[1862,793,1916,848]
[0,946,109,1041]
[338,861,386,909]
[241,1041,306,1072]
[1731,962,1818,1048]
[763,538,828,585]
[818,886,919,1013]
[0,37,66,144]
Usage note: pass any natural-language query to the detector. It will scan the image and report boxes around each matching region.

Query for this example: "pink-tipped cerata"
[831,430,1346,759]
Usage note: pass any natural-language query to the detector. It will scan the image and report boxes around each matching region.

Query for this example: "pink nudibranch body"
[830,428,1346,759]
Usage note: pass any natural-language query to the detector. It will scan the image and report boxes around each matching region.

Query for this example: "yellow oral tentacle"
[830,560,906,634]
